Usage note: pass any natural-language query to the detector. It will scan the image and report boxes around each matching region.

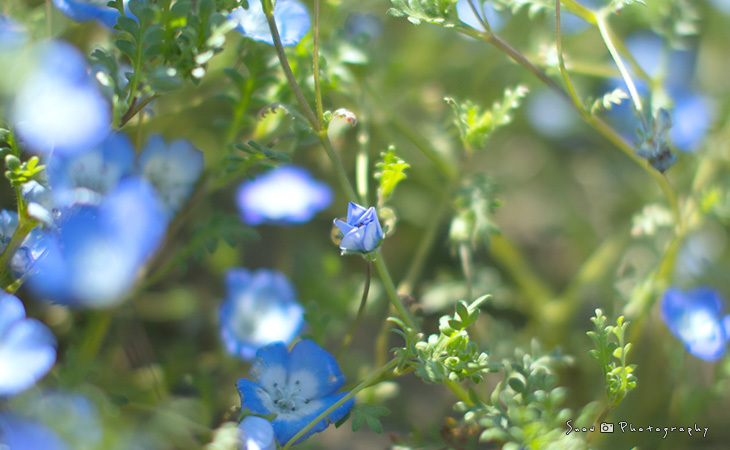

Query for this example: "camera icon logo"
[600,422,614,433]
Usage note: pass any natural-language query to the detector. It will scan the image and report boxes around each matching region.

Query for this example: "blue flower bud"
[333,202,384,255]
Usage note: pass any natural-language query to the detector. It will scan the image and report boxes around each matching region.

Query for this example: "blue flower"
[137,135,204,217]
[334,202,384,255]
[236,340,354,446]
[236,166,333,226]
[220,268,305,360]
[660,287,730,361]
[229,0,311,46]
[11,40,111,155]
[51,0,128,29]
[26,177,167,307]
[237,416,276,450]
[47,132,135,209]
[0,293,57,396]
[0,413,68,450]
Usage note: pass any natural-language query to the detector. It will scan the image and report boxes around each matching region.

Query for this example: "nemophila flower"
[47,132,135,209]
[229,0,311,46]
[236,340,354,445]
[52,0,129,29]
[137,135,204,216]
[11,40,111,155]
[27,177,167,307]
[236,166,333,226]
[456,0,505,33]
[0,413,68,450]
[660,287,730,361]
[0,293,57,397]
[237,416,276,450]
[344,13,383,45]
[334,202,384,255]
[24,391,104,449]
[220,268,305,360]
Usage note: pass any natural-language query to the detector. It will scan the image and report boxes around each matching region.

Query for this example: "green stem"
[319,134,358,202]
[587,403,615,442]
[445,378,473,406]
[596,13,643,113]
[555,0,587,113]
[78,311,114,365]
[0,218,36,290]
[282,358,400,449]
[374,255,417,331]
[312,0,324,126]
[337,261,371,359]
[262,0,320,130]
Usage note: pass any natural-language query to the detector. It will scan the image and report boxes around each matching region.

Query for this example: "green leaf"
[350,403,390,433]
[374,146,409,206]
[117,16,140,38]
[114,39,137,60]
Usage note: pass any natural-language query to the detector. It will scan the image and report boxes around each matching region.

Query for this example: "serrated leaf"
[117,16,140,37]
[115,39,137,60]
[374,146,409,206]
[350,404,390,433]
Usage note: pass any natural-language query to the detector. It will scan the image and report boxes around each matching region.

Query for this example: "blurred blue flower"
[661,287,730,361]
[237,416,276,450]
[0,413,68,450]
[26,391,104,449]
[220,268,304,360]
[526,88,578,139]
[344,13,383,45]
[0,210,46,275]
[51,0,128,29]
[137,135,204,217]
[229,0,311,46]
[11,40,111,155]
[456,0,505,32]
[0,15,27,49]
[47,132,135,209]
[236,340,354,446]
[236,166,333,226]
[27,177,167,307]
[334,202,383,255]
[0,293,57,396]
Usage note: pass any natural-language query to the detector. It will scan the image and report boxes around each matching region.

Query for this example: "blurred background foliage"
[2,0,730,448]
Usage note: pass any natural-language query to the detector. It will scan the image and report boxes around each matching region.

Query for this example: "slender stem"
[312,0,324,126]
[374,255,417,330]
[587,403,614,442]
[319,134,358,202]
[337,261,371,359]
[282,358,400,449]
[77,311,114,364]
[555,0,587,113]
[596,13,643,113]
[45,0,52,36]
[458,243,474,302]
[120,95,159,129]
[445,378,473,406]
[262,0,320,130]
[0,218,36,290]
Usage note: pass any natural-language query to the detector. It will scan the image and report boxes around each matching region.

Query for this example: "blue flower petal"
[345,201,368,224]
[272,391,354,445]
[0,413,69,450]
[287,339,345,398]
[229,0,310,47]
[238,416,276,450]
[220,269,304,360]
[334,219,355,235]
[0,292,26,337]
[138,135,204,217]
[0,318,57,396]
[661,287,728,361]
[52,0,123,29]
[236,379,272,416]
[12,40,111,155]
[250,342,290,391]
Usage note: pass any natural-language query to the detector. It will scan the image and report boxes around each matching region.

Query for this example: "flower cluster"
[236,340,354,446]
